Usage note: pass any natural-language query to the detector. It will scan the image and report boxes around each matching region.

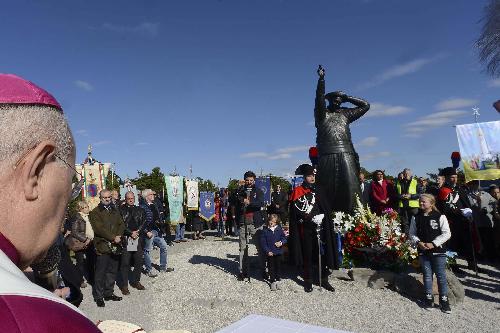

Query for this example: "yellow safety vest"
[396,178,419,208]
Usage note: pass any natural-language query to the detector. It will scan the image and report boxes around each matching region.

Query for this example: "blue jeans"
[174,223,185,241]
[143,230,168,272]
[217,221,224,236]
[419,253,448,296]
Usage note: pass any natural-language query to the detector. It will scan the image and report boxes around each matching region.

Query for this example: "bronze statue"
[314,65,370,213]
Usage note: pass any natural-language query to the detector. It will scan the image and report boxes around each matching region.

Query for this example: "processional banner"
[456,121,500,182]
[186,180,199,210]
[199,191,215,221]
[75,163,111,209]
[165,175,184,224]
[256,177,271,205]
[291,176,304,189]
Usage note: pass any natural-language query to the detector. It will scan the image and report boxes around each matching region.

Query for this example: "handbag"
[64,234,87,252]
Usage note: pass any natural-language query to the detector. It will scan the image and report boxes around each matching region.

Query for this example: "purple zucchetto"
[0,74,62,111]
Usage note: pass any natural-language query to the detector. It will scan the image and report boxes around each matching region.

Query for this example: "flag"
[186,180,199,210]
[165,175,184,224]
[199,191,215,221]
[256,176,271,205]
[456,121,500,182]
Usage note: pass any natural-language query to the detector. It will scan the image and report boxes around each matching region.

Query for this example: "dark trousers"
[399,207,418,235]
[75,245,96,285]
[92,253,120,301]
[478,227,496,260]
[267,254,282,282]
[117,243,143,288]
[300,224,328,282]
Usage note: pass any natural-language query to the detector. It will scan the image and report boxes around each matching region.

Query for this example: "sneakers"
[439,296,452,314]
[95,299,105,307]
[270,282,277,291]
[423,294,434,310]
[146,270,158,278]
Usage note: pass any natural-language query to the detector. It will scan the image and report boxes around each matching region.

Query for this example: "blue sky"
[2,0,499,185]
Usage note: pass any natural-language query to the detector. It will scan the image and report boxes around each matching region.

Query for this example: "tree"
[477,0,500,77]
[132,167,166,194]
[105,170,122,191]
[270,175,291,193]
[196,177,219,193]
[227,179,240,192]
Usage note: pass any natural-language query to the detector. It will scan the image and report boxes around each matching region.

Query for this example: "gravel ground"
[79,234,500,333]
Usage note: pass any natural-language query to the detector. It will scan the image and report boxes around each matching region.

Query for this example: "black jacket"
[235,185,265,227]
[271,191,288,214]
[119,204,147,236]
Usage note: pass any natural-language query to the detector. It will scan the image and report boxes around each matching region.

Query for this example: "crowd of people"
[1,74,499,332]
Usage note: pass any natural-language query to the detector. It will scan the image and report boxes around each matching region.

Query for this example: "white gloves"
[312,214,324,225]
[460,208,473,218]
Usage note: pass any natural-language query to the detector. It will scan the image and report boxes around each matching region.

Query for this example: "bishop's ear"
[18,141,56,201]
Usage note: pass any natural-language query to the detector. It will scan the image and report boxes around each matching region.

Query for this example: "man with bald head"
[118,191,147,294]
[0,74,100,331]
[89,189,125,307]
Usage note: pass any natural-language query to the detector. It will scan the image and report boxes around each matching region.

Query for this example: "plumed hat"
[0,74,62,111]
[295,164,315,176]
[440,167,457,177]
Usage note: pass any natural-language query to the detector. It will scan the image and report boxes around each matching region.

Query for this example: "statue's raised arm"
[314,65,327,125]
[341,94,370,123]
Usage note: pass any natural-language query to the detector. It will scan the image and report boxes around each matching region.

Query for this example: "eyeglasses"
[54,153,85,200]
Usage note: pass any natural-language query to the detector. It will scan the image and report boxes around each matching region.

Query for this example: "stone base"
[345,267,464,305]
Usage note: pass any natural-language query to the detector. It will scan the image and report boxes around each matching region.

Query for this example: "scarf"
[80,212,94,240]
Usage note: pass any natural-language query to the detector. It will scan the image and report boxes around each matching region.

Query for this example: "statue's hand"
[334,91,347,99]
[317,65,325,78]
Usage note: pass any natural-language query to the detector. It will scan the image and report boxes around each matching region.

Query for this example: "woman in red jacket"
[370,170,393,215]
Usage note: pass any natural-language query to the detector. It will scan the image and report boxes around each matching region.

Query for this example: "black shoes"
[304,280,313,293]
[322,280,335,292]
[439,296,452,314]
[237,273,248,281]
[423,294,434,309]
[95,299,105,307]
[104,294,122,301]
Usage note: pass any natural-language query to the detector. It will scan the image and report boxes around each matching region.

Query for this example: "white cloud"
[404,110,468,137]
[434,98,478,111]
[241,145,309,160]
[240,152,268,159]
[365,103,412,118]
[74,80,93,91]
[358,54,445,90]
[93,140,112,146]
[360,151,391,161]
[75,129,88,136]
[357,136,379,147]
[268,153,292,160]
[101,22,160,37]
[134,142,149,146]
[488,78,500,87]
[276,145,310,154]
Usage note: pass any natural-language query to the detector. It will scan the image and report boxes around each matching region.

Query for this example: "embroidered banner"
[456,121,500,182]
[199,191,215,222]
[165,175,184,224]
[256,177,271,205]
[75,163,110,210]
[186,180,199,210]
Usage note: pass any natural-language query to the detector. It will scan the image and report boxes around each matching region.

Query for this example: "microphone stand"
[243,188,251,282]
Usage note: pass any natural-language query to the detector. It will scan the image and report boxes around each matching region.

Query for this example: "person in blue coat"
[260,214,287,291]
